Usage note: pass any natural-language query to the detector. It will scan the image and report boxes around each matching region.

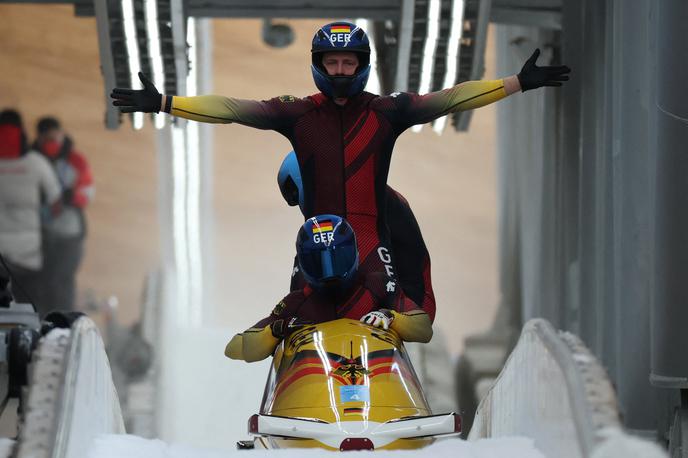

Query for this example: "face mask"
[41,140,62,158]
[0,125,22,158]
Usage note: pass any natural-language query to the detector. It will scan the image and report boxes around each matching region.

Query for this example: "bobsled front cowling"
[248,319,459,450]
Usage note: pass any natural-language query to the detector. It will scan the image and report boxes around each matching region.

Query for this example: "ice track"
[0,317,666,458]
[87,435,545,458]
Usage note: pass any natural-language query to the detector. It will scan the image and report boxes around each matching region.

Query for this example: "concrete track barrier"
[15,317,125,458]
[468,319,666,458]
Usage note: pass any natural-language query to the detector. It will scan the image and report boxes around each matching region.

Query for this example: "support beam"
[651,0,688,389]
[490,6,561,29]
[394,0,414,92]
[452,0,492,131]
[94,0,121,129]
[185,0,401,19]
[170,0,187,97]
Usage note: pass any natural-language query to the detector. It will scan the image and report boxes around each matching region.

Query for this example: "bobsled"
[244,318,460,451]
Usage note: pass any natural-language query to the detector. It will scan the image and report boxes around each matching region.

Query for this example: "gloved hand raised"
[110,72,162,113]
[517,49,571,92]
[360,310,394,330]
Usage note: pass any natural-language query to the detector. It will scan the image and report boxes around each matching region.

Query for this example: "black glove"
[517,49,571,92]
[270,317,313,339]
[110,72,162,113]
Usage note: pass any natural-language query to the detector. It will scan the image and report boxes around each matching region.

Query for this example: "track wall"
[15,318,124,458]
[491,0,666,433]
[469,319,665,458]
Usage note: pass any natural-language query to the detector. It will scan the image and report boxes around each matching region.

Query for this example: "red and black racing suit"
[167,82,507,317]
[290,185,436,322]
[225,271,432,362]
[385,187,435,322]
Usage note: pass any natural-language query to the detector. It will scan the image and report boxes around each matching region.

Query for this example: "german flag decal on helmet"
[311,219,334,234]
[330,24,351,34]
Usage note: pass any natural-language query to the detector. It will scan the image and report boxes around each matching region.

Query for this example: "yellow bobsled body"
[248,319,459,451]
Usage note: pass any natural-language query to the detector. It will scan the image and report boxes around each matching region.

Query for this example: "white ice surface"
[156,326,272,448]
[0,439,15,458]
[591,428,667,458]
[87,435,545,458]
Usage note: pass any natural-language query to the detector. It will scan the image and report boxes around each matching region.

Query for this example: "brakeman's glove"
[360,310,394,330]
[270,317,313,339]
[517,48,571,92]
[111,72,162,113]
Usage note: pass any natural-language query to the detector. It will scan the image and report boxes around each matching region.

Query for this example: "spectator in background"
[34,116,94,311]
[0,109,61,311]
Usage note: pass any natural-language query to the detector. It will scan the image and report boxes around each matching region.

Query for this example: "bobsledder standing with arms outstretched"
[111,21,571,322]
[110,21,571,451]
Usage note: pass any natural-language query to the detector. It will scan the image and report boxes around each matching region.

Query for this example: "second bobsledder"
[243,318,460,451]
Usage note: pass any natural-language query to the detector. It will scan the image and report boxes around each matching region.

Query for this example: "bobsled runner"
[243,318,460,451]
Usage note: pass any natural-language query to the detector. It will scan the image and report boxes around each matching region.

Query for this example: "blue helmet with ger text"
[311,21,371,99]
[296,215,358,290]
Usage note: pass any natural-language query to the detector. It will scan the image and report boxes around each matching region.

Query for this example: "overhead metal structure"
[183,0,401,19]
[2,0,536,132]
[489,0,561,29]
[0,0,570,131]
[451,0,492,131]
[91,0,187,129]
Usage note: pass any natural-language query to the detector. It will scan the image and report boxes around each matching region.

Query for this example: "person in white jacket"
[34,116,95,311]
[0,109,61,313]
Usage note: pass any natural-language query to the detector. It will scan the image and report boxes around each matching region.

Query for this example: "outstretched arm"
[165,95,284,127]
[111,72,302,129]
[390,48,570,127]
